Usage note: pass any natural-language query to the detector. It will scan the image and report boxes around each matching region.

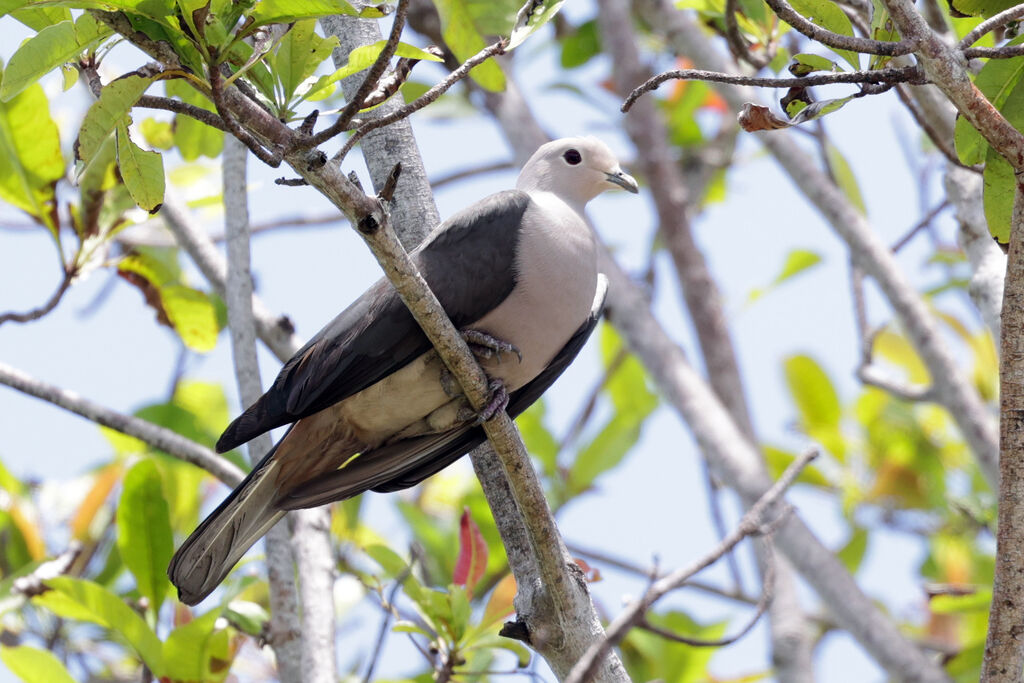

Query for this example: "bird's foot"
[473,378,509,425]
[461,329,522,364]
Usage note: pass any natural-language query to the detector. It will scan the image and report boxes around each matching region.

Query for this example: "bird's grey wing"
[216,190,532,453]
[276,276,608,509]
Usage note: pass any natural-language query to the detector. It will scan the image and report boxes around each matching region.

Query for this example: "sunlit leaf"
[274,20,339,106]
[365,543,408,578]
[873,329,930,384]
[825,143,865,215]
[247,0,369,27]
[748,248,821,303]
[837,525,868,573]
[783,354,846,460]
[34,577,164,675]
[165,80,223,161]
[0,646,76,683]
[300,40,443,102]
[954,38,1024,165]
[508,0,565,50]
[77,75,153,174]
[479,573,516,629]
[786,0,858,68]
[0,78,64,236]
[163,609,232,682]
[1,16,111,101]
[117,459,173,612]
[116,123,165,213]
[435,0,505,90]
[560,18,600,68]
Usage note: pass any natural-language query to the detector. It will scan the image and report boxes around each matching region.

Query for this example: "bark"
[983,183,1024,681]
[222,136,305,683]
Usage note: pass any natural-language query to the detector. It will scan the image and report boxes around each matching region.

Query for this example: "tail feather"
[168,452,286,605]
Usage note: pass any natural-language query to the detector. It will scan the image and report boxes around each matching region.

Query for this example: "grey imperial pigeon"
[168,137,639,605]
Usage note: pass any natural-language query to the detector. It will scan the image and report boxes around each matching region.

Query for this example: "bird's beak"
[605,169,639,193]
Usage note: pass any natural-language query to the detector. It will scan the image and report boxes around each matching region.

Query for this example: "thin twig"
[0,361,244,486]
[724,0,773,68]
[209,67,281,167]
[890,200,950,252]
[363,571,408,683]
[564,448,818,683]
[332,40,507,164]
[958,3,1024,47]
[137,94,230,132]
[621,66,925,112]
[304,0,411,148]
[637,543,775,647]
[0,266,73,326]
[963,44,1024,58]
[892,83,977,171]
[763,0,918,55]
[857,363,935,401]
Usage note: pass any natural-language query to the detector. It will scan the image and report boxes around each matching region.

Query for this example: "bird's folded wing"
[276,274,609,509]
[216,191,532,453]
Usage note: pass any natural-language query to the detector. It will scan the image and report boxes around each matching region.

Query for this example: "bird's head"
[516,137,639,205]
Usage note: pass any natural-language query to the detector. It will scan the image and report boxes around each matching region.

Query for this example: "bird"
[168,137,639,605]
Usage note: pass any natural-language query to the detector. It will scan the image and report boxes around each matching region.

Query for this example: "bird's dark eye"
[563,149,582,165]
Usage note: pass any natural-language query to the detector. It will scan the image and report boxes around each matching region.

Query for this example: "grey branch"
[0,361,243,486]
[565,449,817,683]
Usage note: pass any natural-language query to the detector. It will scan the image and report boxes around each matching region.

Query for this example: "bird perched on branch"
[168,137,638,605]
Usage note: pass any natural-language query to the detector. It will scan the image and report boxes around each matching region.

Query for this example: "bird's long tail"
[168,449,286,606]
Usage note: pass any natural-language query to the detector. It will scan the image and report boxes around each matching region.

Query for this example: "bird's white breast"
[469,191,598,390]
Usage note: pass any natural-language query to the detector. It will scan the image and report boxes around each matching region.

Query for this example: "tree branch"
[763,0,918,55]
[0,361,243,486]
[303,0,410,147]
[0,265,73,326]
[958,3,1024,48]
[564,449,816,683]
[623,65,925,111]
[983,181,1024,680]
[221,136,305,683]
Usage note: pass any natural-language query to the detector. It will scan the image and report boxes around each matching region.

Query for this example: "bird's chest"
[471,198,597,388]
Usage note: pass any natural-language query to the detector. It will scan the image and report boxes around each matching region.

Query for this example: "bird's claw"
[473,379,509,425]
[462,329,522,364]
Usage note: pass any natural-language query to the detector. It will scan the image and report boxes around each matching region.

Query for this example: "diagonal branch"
[763,0,918,55]
[565,449,817,683]
[0,361,244,486]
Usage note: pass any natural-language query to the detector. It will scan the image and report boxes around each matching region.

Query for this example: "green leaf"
[560,19,601,68]
[0,646,76,683]
[787,93,857,124]
[954,38,1024,165]
[837,525,868,573]
[0,78,64,236]
[162,609,231,682]
[365,543,409,578]
[825,143,865,214]
[77,75,153,173]
[2,21,77,101]
[788,52,837,76]
[569,412,644,495]
[763,444,830,487]
[117,460,173,612]
[274,20,339,106]
[435,0,505,91]
[982,148,1013,244]
[224,599,270,636]
[247,0,365,27]
[786,0,859,68]
[748,248,822,303]
[33,577,164,675]
[160,285,219,351]
[116,123,165,212]
[6,3,71,31]
[784,354,845,459]
[165,80,223,161]
[508,0,565,50]
[139,118,175,150]
[515,400,559,476]
[931,589,991,614]
[950,0,1019,17]
[301,40,443,102]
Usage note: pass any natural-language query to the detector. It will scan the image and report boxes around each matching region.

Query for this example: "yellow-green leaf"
[161,285,219,352]
[34,577,164,675]
[116,123,164,212]
[117,460,173,612]
[0,78,64,236]
[435,0,505,91]
[0,646,76,683]
[77,75,153,172]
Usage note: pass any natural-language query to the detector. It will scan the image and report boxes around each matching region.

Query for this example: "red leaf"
[453,508,488,597]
